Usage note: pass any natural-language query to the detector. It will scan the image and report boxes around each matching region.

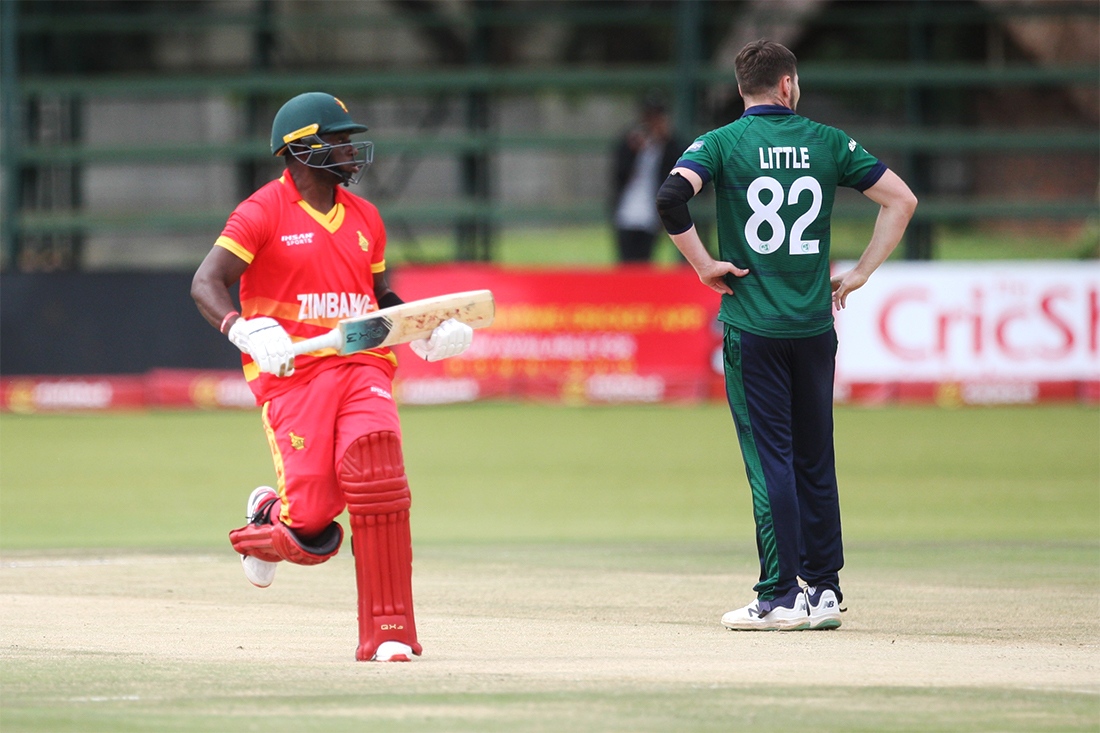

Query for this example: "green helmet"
[271,92,368,155]
[270,92,373,185]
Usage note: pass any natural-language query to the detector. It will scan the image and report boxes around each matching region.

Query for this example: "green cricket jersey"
[676,105,886,338]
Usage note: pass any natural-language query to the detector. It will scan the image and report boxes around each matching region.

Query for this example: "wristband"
[220,311,240,335]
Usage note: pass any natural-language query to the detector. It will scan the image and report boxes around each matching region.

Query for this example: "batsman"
[192,92,473,662]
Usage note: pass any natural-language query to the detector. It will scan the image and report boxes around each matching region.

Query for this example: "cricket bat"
[291,289,494,357]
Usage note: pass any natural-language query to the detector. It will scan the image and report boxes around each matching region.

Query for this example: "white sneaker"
[372,641,413,662]
[242,555,277,588]
[806,586,843,630]
[241,486,278,588]
[722,590,810,631]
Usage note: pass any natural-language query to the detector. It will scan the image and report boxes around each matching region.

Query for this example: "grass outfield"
[1,403,1098,731]
[1,404,1096,548]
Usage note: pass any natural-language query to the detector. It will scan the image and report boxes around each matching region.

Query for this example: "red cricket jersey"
[215,172,397,404]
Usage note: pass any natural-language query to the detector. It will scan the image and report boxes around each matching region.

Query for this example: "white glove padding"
[409,318,473,362]
[227,317,296,377]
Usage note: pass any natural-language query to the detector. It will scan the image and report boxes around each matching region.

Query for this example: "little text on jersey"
[759,146,810,170]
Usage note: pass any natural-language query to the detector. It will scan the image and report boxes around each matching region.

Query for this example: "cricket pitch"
[2,541,1097,732]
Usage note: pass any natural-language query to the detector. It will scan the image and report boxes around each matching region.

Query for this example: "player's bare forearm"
[855,170,917,276]
[192,246,249,331]
[670,228,749,295]
[832,170,917,309]
[657,166,748,296]
[862,206,910,269]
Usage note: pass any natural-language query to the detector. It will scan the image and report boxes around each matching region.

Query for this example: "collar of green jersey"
[742,104,796,117]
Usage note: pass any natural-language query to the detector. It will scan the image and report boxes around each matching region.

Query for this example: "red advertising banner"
[389,265,723,404]
[1,375,148,413]
[146,369,257,409]
[0,370,257,413]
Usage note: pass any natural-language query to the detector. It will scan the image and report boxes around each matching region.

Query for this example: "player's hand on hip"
[699,260,749,295]
[410,318,473,362]
[227,317,296,377]
[831,269,869,310]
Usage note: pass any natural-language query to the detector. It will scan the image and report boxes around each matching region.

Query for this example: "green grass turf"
[0,404,1096,549]
[1,404,1097,732]
[2,682,1095,733]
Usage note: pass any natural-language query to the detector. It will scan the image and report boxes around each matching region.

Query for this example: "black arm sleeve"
[655,173,697,235]
[377,290,404,309]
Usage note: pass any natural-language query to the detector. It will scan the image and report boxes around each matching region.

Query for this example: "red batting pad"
[228,523,281,563]
[229,520,342,565]
[341,431,422,661]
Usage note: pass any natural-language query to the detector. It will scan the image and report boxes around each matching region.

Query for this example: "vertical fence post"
[240,0,274,201]
[904,0,935,260]
[1,0,19,270]
[457,0,494,262]
[673,0,702,138]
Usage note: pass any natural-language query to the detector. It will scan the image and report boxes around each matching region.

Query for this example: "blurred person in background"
[610,91,686,263]
[656,41,917,632]
[191,92,473,662]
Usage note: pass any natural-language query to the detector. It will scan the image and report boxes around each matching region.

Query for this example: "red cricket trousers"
[260,361,401,537]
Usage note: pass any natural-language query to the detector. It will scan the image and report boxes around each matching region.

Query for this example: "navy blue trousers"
[723,326,843,602]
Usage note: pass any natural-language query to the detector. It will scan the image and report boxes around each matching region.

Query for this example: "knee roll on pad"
[340,430,411,516]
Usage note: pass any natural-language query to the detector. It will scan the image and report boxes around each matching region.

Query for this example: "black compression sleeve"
[377,290,404,309]
[655,173,697,235]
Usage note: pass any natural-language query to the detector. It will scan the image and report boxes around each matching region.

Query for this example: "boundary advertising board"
[834,261,1099,405]
[2,263,1096,411]
[389,265,721,405]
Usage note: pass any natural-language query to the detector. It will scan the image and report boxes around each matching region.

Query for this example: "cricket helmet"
[271,92,373,185]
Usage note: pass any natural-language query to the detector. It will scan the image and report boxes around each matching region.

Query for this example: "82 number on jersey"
[745,175,823,255]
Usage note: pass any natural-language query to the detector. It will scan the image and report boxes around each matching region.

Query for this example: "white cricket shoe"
[372,641,413,662]
[806,586,843,630]
[722,590,810,631]
[241,486,278,589]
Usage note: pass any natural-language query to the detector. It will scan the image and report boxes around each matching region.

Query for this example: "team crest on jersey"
[289,431,306,450]
[357,230,370,253]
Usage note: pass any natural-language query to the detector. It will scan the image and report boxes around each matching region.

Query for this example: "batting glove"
[228,317,296,377]
[410,318,473,362]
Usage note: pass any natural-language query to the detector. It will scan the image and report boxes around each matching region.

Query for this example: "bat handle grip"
[292,330,341,356]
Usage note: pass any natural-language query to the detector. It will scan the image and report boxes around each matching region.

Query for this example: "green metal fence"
[3,0,1098,269]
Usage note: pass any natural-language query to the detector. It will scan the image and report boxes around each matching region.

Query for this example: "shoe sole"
[722,620,811,632]
[809,617,842,630]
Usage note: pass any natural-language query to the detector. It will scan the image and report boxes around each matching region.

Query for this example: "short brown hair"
[735,40,798,96]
